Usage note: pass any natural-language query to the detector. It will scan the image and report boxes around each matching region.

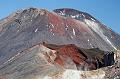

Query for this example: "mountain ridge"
[0,7,120,51]
[0,7,120,79]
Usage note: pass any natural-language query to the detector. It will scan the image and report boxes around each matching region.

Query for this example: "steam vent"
[0,8,120,79]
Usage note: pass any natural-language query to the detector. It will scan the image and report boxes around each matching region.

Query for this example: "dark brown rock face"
[43,43,96,70]
[43,43,114,70]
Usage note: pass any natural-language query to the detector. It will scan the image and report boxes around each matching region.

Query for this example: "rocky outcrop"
[44,43,115,70]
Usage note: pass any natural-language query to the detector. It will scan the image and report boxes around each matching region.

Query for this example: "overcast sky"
[0,0,120,34]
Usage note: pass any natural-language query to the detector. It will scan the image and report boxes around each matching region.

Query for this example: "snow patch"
[106,38,117,50]
[60,11,65,16]
[71,15,76,18]
[66,25,69,28]
[65,25,69,30]
[52,33,55,36]
[35,28,38,32]
[65,27,68,30]
[50,23,54,28]
[76,14,79,18]
[82,14,85,18]
[88,39,89,42]
[72,28,76,36]
[91,18,96,22]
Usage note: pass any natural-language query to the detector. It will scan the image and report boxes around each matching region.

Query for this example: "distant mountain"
[0,8,120,79]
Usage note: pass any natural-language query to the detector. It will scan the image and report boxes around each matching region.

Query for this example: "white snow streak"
[50,23,54,28]
[52,33,55,36]
[72,28,76,36]
[3,53,21,65]
[76,14,79,18]
[71,15,76,18]
[65,25,69,30]
[35,28,38,32]
[66,25,69,28]
[106,38,117,50]
[65,27,68,30]
[60,11,65,16]
[84,19,117,50]
[82,14,85,18]
[88,39,89,42]
[91,18,96,22]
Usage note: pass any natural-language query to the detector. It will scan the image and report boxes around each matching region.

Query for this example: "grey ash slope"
[0,44,63,79]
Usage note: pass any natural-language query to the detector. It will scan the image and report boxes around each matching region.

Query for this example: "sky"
[0,0,120,34]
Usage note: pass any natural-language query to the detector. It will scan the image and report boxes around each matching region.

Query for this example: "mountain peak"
[53,8,98,22]
[0,7,120,79]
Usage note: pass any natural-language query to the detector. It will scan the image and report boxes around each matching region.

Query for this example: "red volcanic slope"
[43,43,97,70]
